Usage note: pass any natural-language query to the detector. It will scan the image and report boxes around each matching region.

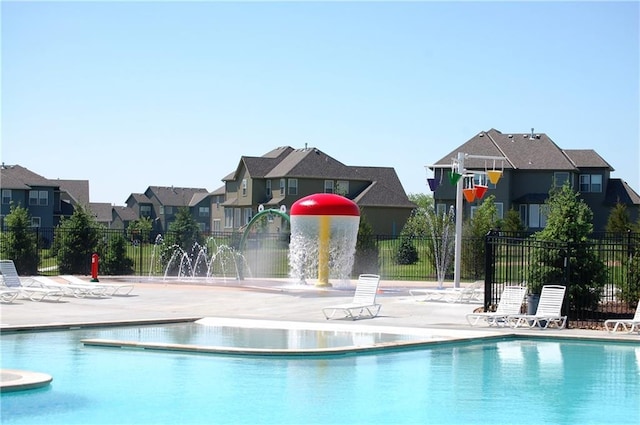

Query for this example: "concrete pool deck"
[1,276,637,342]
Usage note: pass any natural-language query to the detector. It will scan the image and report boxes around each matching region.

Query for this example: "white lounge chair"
[507,285,567,329]
[31,275,109,298]
[604,301,640,333]
[322,274,381,320]
[0,260,64,302]
[1,288,20,303]
[410,280,483,303]
[60,275,135,296]
[466,285,526,327]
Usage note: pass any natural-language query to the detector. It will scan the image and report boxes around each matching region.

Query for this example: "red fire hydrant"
[91,253,100,282]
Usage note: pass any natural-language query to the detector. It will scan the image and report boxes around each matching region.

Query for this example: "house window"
[29,190,48,206]
[280,178,286,195]
[2,189,11,205]
[160,206,165,215]
[436,203,448,217]
[213,219,221,232]
[243,208,252,225]
[288,179,298,195]
[224,209,233,228]
[266,180,272,198]
[199,207,210,217]
[471,203,504,220]
[234,208,241,228]
[554,172,570,188]
[336,180,349,196]
[31,217,41,227]
[579,174,602,193]
[140,205,152,217]
[165,206,174,215]
[527,204,548,228]
[324,180,334,194]
[242,179,247,197]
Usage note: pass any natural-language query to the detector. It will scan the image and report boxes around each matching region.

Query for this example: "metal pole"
[453,151,464,288]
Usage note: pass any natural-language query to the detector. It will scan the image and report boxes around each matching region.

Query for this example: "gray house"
[124,186,211,234]
[430,128,640,231]
[213,146,416,236]
[0,164,88,228]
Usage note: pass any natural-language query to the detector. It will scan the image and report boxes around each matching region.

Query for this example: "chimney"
[530,128,535,140]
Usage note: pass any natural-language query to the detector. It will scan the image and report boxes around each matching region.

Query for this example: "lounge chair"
[1,288,20,303]
[410,280,483,303]
[0,260,64,302]
[466,285,526,326]
[604,301,640,333]
[60,275,135,296]
[31,275,109,298]
[322,274,382,320]
[507,285,567,329]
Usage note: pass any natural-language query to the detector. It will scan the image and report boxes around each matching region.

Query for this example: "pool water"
[1,324,639,425]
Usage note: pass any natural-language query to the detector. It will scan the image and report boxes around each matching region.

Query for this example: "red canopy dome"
[290,193,360,216]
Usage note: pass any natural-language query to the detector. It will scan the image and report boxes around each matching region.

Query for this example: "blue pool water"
[1,323,639,425]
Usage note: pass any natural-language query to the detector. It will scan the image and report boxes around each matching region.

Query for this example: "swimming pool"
[1,322,639,424]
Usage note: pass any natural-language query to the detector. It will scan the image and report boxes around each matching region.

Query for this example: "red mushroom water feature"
[290,194,360,287]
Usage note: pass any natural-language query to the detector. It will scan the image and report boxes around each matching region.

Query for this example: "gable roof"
[57,179,90,206]
[604,178,640,206]
[112,205,139,222]
[88,202,113,223]
[0,164,59,189]
[433,129,611,172]
[145,186,209,207]
[126,193,151,204]
[219,145,415,210]
[563,149,614,171]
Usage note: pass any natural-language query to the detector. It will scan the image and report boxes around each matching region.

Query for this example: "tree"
[400,193,432,238]
[527,182,607,310]
[53,205,103,274]
[605,202,633,234]
[98,233,134,275]
[501,208,526,233]
[160,207,203,276]
[127,216,153,244]
[353,214,379,274]
[462,195,498,280]
[0,204,38,275]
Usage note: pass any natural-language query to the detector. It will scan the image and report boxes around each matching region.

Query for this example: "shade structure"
[463,188,476,203]
[448,171,463,186]
[474,184,488,200]
[487,170,503,185]
[427,178,440,192]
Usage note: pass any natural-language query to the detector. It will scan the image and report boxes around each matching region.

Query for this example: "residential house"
[124,186,211,234]
[0,164,89,228]
[429,129,640,231]
[213,146,416,236]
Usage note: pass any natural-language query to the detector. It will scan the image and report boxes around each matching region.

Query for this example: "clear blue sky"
[2,1,639,204]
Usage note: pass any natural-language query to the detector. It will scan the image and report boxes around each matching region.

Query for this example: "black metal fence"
[484,231,640,328]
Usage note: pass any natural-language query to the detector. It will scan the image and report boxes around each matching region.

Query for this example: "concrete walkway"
[1,276,637,341]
